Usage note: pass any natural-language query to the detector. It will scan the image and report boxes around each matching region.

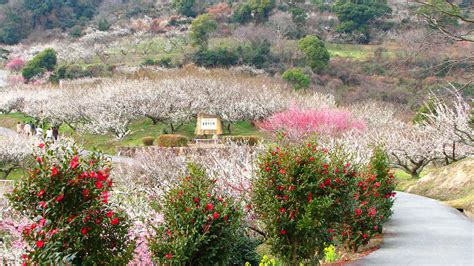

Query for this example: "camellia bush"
[338,146,396,251]
[6,141,135,264]
[148,163,244,265]
[252,141,396,264]
[252,141,358,264]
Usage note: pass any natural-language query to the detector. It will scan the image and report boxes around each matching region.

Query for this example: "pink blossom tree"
[258,106,366,140]
[5,58,25,72]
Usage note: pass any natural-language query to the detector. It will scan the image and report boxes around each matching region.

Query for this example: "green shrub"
[22,48,57,80]
[7,141,135,264]
[142,136,155,146]
[223,135,261,146]
[172,0,196,17]
[232,3,252,24]
[190,14,217,48]
[193,48,239,68]
[155,134,188,147]
[282,68,311,90]
[97,18,111,31]
[298,35,330,73]
[158,56,173,68]
[142,58,158,66]
[69,25,83,38]
[148,163,244,264]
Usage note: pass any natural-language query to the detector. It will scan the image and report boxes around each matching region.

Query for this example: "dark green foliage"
[193,48,239,68]
[0,48,9,60]
[334,0,391,39]
[69,25,83,38]
[49,63,112,83]
[289,7,307,26]
[239,40,274,69]
[22,48,58,81]
[148,164,244,264]
[172,0,196,17]
[229,230,262,266]
[0,8,30,45]
[282,68,311,90]
[298,35,330,72]
[97,18,111,31]
[190,14,218,48]
[232,3,253,24]
[23,0,102,29]
[249,0,276,24]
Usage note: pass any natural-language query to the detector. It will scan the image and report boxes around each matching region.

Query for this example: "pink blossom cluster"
[5,58,25,72]
[258,106,366,139]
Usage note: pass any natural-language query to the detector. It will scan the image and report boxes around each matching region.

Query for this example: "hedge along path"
[351,192,474,266]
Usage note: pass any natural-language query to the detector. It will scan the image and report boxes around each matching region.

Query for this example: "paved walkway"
[352,192,474,266]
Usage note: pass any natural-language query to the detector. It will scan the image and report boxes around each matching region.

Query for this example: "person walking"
[46,127,53,141]
[52,127,59,141]
[16,122,24,134]
[24,123,32,137]
[35,127,43,138]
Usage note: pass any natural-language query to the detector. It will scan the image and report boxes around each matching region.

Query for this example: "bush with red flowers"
[252,141,359,264]
[7,141,135,265]
[252,141,396,264]
[148,163,243,265]
[338,146,396,251]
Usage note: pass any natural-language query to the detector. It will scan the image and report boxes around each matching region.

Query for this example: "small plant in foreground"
[7,141,135,264]
[148,163,243,265]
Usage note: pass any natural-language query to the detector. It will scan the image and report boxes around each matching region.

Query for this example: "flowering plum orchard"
[0,76,334,139]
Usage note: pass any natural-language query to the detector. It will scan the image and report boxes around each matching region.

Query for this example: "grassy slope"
[0,113,262,154]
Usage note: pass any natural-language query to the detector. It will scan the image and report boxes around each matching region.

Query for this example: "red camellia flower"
[37,190,45,197]
[70,156,79,169]
[212,212,220,219]
[81,228,87,235]
[279,169,286,174]
[36,240,44,248]
[307,192,313,203]
[55,194,64,202]
[50,167,58,177]
[95,181,103,189]
[362,233,368,239]
[368,208,377,217]
[280,208,286,213]
[38,143,45,148]
[374,182,381,187]
[309,157,315,161]
[164,253,173,260]
[82,189,90,198]
[111,217,119,225]
[354,208,362,216]
[193,197,200,203]
[265,167,271,172]
[38,201,47,208]
[280,229,286,235]
[106,211,114,218]
[36,157,42,163]
[205,203,214,211]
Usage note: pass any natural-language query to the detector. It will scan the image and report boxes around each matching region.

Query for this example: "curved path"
[352,192,474,266]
